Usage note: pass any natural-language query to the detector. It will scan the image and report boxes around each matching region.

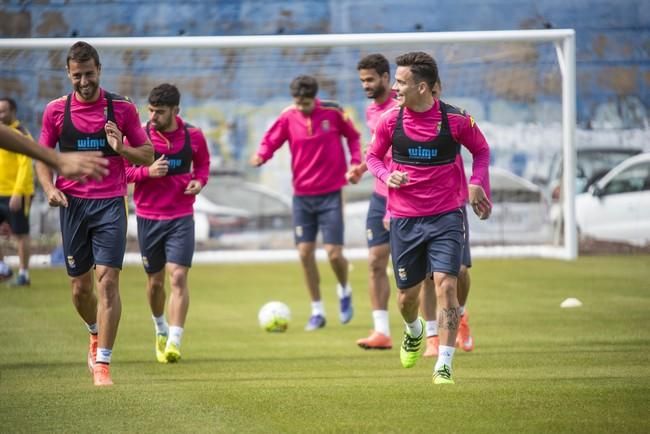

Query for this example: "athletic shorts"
[0,195,32,235]
[389,208,465,290]
[60,195,127,276]
[292,190,344,245]
[366,192,390,248]
[137,215,195,273]
[461,205,472,268]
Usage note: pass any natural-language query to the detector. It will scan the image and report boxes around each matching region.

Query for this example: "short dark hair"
[357,53,390,76]
[0,97,17,112]
[290,75,318,98]
[148,83,181,107]
[66,41,101,68]
[395,51,439,90]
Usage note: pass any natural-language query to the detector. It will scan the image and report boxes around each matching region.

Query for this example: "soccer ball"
[258,301,291,332]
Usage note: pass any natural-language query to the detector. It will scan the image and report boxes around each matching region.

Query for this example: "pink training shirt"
[365,94,398,198]
[125,117,210,220]
[367,99,490,218]
[256,99,361,196]
[39,89,149,199]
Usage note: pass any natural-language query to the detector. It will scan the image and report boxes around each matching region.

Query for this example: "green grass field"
[1,256,649,433]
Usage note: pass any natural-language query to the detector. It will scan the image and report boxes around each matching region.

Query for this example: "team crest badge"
[398,267,407,281]
[295,225,303,237]
[366,229,373,241]
[67,256,76,268]
[321,120,330,131]
[435,121,441,134]
[142,256,149,268]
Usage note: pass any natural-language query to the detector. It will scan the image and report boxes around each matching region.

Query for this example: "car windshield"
[201,176,291,215]
[578,150,642,186]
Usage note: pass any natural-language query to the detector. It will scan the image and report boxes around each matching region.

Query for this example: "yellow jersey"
[0,120,34,196]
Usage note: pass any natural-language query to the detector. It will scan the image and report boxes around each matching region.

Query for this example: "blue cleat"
[8,274,30,287]
[304,314,326,331]
[339,294,353,324]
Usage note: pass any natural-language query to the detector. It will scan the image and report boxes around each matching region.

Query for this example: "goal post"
[0,29,577,260]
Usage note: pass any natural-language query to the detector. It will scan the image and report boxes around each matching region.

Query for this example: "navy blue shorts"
[60,196,127,276]
[0,195,32,235]
[292,190,344,245]
[366,192,390,248]
[389,208,465,290]
[137,215,195,273]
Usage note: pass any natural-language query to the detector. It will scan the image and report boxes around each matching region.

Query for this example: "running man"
[250,75,362,331]
[367,52,491,384]
[36,41,153,386]
[125,83,210,364]
[0,97,35,285]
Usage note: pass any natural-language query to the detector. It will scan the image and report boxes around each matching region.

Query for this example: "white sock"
[86,322,98,335]
[152,314,169,336]
[372,310,390,336]
[405,318,423,338]
[459,305,466,316]
[168,326,184,348]
[336,283,352,298]
[19,268,29,278]
[96,347,112,364]
[425,320,438,337]
[435,345,456,371]
[311,301,325,317]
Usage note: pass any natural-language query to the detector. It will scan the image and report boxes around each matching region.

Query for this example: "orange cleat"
[423,335,439,357]
[356,331,392,350]
[92,364,113,387]
[456,313,474,352]
[87,334,98,373]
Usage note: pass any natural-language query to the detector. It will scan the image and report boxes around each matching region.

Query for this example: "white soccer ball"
[258,301,291,332]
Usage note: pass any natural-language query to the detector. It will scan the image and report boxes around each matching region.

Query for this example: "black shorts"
[137,215,195,273]
[292,190,344,245]
[389,208,465,290]
[60,195,127,276]
[365,192,390,248]
[0,195,32,235]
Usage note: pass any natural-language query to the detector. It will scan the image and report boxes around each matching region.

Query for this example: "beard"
[366,83,387,99]
[76,82,99,101]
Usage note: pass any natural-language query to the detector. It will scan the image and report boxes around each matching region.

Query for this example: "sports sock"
[435,345,455,371]
[459,305,466,316]
[96,347,112,364]
[405,318,423,338]
[152,314,169,336]
[168,326,184,348]
[336,283,352,298]
[19,269,29,279]
[311,301,325,317]
[86,322,98,335]
[372,310,390,336]
[425,320,438,338]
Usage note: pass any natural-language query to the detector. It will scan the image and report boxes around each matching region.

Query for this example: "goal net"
[0,30,577,261]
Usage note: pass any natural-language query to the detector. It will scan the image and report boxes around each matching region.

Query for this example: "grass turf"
[1,256,649,433]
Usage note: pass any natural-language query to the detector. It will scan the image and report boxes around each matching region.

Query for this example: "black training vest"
[59,92,120,157]
[145,121,193,175]
[391,101,460,166]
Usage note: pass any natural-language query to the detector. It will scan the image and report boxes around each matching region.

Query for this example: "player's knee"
[168,268,187,290]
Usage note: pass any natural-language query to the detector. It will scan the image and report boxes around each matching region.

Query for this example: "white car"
[575,153,650,246]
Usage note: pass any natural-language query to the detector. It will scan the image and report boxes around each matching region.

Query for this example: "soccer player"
[36,41,154,386]
[0,124,108,180]
[0,97,35,285]
[125,83,210,364]
[250,75,362,331]
[367,52,491,384]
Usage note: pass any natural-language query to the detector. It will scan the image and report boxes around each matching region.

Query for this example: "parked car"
[575,153,650,246]
[344,167,552,246]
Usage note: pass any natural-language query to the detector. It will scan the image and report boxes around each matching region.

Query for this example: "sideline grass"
[1,256,649,433]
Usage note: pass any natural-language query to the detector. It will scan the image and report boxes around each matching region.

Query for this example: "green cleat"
[156,334,168,363]
[433,365,455,384]
[399,317,425,368]
[165,342,181,363]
